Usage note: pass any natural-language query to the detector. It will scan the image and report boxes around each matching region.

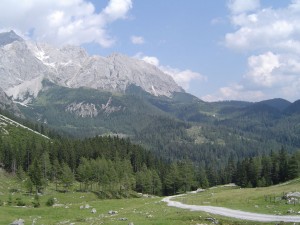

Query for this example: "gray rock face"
[65,97,123,118]
[0,88,23,117]
[0,30,23,46]
[0,31,184,104]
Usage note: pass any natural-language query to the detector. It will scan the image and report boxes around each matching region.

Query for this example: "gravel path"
[162,195,300,222]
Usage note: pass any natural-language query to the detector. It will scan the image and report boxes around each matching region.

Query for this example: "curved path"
[162,194,300,222]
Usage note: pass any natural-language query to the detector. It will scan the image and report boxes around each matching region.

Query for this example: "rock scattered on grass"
[10,219,24,225]
[108,210,118,215]
[118,217,128,221]
[205,217,219,224]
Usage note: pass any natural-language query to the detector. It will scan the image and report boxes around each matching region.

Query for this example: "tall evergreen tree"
[28,159,44,194]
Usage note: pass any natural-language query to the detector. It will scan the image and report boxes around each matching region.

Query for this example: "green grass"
[0,170,298,225]
[175,180,300,216]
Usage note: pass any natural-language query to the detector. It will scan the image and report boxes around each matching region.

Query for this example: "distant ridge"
[258,98,291,111]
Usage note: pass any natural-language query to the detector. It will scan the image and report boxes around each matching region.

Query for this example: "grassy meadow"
[0,170,299,225]
[175,180,300,216]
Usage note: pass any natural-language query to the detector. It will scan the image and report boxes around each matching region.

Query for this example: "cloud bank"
[0,0,132,47]
[137,53,207,90]
[206,0,300,101]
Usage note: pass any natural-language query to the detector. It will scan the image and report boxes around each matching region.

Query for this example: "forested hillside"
[1,110,300,198]
[13,84,300,170]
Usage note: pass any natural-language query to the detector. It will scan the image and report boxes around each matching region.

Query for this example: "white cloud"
[135,53,206,90]
[202,84,265,102]
[141,56,160,67]
[245,52,281,87]
[217,0,300,101]
[225,1,300,52]
[103,0,132,22]
[131,35,145,45]
[228,0,260,14]
[161,67,207,90]
[0,0,133,47]
[204,51,300,101]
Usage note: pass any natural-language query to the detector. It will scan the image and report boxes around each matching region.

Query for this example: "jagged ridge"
[0,31,183,103]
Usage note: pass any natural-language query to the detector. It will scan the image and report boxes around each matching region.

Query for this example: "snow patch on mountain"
[0,31,184,102]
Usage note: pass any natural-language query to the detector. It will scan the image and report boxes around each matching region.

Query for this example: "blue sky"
[0,0,300,102]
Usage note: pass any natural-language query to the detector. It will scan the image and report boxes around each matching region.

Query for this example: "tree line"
[0,125,299,197]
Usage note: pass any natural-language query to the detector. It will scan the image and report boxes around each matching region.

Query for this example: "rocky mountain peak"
[0,31,184,103]
[0,30,23,46]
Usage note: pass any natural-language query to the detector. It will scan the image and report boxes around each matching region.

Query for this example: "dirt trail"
[162,195,300,222]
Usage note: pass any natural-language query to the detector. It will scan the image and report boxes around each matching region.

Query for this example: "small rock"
[287,209,295,214]
[108,210,118,215]
[80,205,84,209]
[128,223,134,225]
[205,217,218,224]
[196,188,205,193]
[85,204,90,209]
[10,219,25,225]
[118,218,128,221]
[91,208,97,214]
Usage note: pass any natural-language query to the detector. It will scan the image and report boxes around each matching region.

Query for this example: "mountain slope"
[0,88,23,118]
[19,82,184,138]
[0,113,49,140]
[0,31,183,104]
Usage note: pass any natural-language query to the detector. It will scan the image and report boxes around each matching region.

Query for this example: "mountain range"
[1,30,300,165]
[0,31,182,105]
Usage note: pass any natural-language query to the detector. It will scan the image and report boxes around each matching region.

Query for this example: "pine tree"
[288,155,299,180]
[28,159,44,194]
[278,147,289,182]
[60,163,74,192]
[197,166,209,188]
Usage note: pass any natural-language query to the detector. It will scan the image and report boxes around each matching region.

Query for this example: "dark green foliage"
[16,197,26,206]
[28,159,44,193]
[234,148,300,188]
[60,163,74,191]
[32,194,40,208]
[1,105,300,198]
[46,197,55,206]
[7,194,12,206]
[11,84,300,172]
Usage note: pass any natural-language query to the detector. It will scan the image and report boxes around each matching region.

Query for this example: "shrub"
[7,195,13,206]
[16,198,26,206]
[46,197,55,206]
[32,194,40,208]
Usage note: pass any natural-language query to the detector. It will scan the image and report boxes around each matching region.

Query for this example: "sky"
[0,0,300,102]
